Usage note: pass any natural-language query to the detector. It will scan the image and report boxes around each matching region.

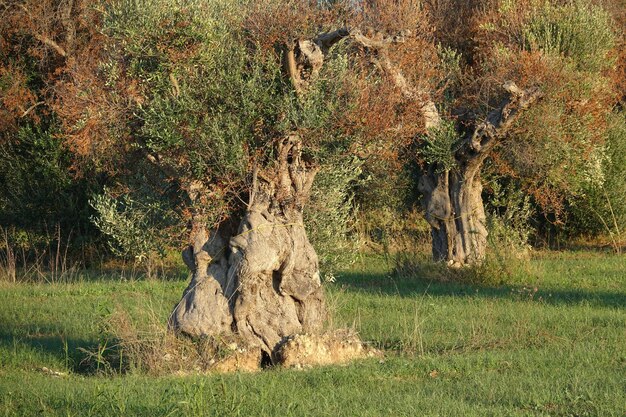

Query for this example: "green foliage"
[486,179,535,255]
[293,54,364,271]
[282,50,356,161]
[87,0,274,243]
[421,119,459,172]
[596,112,626,228]
[354,157,427,251]
[98,0,359,238]
[500,92,620,230]
[1,125,68,223]
[90,192,175,262]
[436,45,463,103]
[104,0,282,180]
[305,156,363,272]
[475,179,536,284]
[0,124,97,246]
[567,111,626,242]
[523,0,616,72]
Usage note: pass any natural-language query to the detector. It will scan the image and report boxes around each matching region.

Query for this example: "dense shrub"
[567,112,626,247]
[1,0,623,271]
[522,0,616,72]
[0,124,99,262]
[305,156,363,272]
[473,0,622,242]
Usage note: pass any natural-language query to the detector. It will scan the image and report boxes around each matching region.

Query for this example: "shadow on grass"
[334,271,626,309]
[0,324,113,374]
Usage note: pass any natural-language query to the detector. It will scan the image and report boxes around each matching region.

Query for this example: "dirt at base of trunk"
[212,347,263,373]
[207,329,378,373]
[272,330,380,369]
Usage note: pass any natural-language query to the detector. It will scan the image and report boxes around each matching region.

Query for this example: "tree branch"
[465,82,543,156]
[349,28,410,49]
[452,82,542,177]
[34,34,67,57]
[249,164,259,207]
[373,54,442,130]
[60,0,75,55]
[277,135,295,199]
[21,101,45,117]
[314,28,350,52]
[17,4,68,58]
[282,44,303,95]
[343,28,441,130]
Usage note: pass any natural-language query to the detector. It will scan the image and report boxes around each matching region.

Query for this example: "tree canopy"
[1,0,624,262]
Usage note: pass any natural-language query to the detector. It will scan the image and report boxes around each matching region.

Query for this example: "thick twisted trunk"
[169,28,352,355]
[419,167,488,266]
[230,201,325,354]
[169,136,324,355]
[356,27,542,267]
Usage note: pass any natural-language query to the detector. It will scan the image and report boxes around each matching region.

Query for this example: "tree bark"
[170,135,324,355]
[345,26,543,267]
[418,166,488,266]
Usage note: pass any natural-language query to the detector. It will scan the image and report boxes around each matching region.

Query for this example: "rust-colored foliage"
[0,64,38,137]
[479,49,612,216]
[0,0,125,173]
[341,1,443,164]
[424,0,485,61]
[2,0,623,232]
[245,0,342,49]
[460,0,623,219]
[356,0,430,35]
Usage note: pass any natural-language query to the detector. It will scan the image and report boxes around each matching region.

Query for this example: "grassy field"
[0,251,624,416]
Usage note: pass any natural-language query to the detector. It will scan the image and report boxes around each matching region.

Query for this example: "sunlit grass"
[0,251,624,416]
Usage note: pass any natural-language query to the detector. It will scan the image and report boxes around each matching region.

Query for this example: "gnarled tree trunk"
[169,135,325,355]
[419,166,488,266]
[418,83,543,266]
[348,26,543,267]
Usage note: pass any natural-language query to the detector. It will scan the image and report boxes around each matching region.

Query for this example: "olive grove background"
[1,0,624,280]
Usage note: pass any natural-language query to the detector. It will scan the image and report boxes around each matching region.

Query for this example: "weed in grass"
[399,301,426,356]
[394,250,536,287]
[78,307,256,375]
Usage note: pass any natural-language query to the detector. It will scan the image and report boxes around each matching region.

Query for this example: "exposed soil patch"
[273,330,380,369]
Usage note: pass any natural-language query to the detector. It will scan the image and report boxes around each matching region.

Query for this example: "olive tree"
[88,0,369,354]
[405,0,620,265]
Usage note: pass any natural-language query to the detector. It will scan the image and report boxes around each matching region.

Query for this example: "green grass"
[0,251,624,416]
